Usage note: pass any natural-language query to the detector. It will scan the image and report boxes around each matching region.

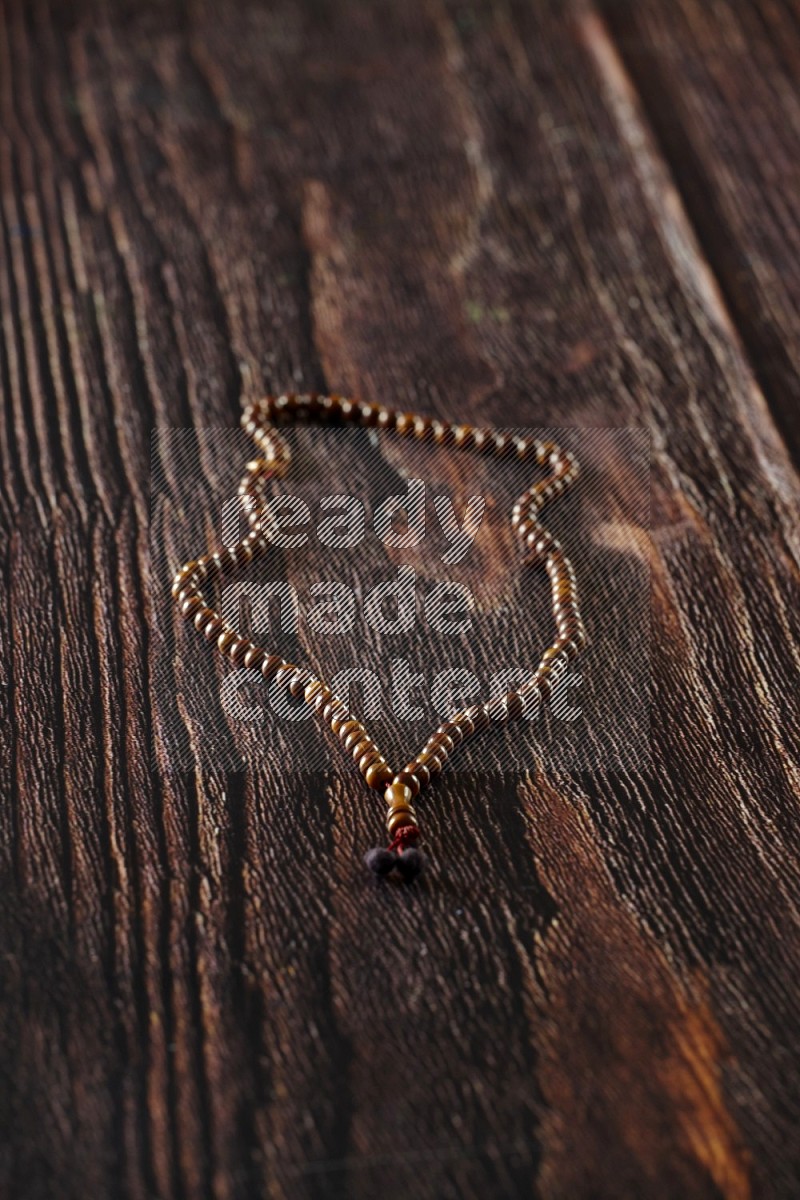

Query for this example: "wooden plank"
[599,0,800,465]
[0,0,797,1198]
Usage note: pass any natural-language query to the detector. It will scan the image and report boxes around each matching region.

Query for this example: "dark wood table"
[2,1,799,1197]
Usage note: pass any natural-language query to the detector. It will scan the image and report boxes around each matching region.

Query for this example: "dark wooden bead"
[365,848,397,876]
[397,848,426,881]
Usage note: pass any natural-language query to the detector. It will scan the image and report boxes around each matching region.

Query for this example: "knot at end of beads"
[365,826,427,882]
[388,824,421,855]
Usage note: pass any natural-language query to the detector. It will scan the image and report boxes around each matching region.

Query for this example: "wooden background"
[2,0,799,1197]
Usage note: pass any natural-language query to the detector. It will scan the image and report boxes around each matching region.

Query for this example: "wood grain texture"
[1,1,799,1199]
[599,0,800,467]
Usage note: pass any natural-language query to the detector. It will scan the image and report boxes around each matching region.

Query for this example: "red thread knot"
[388,825,420,855]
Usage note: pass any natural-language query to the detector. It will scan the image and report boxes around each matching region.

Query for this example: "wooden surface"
[2,1,799,1198]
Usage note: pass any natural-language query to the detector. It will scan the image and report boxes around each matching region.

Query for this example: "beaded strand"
[172,394,585,882]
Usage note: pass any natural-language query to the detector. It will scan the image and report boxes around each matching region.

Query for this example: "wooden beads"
[384,782,418,836]
[172,393,585,855]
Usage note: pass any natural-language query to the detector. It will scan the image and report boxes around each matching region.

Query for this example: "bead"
[451,710,476,737]
[365,760,392,789]
[392,770,421,795]
[386,798,415,816]
[387,807,418,837]
[468,706,490,732]
[260,655,284,678]
[432,732,455,755]
[173,558,198,586]
[364,846,396,875]
[416,750,443,774]
[386,791,415,813]
[289,672,308,699]
[344,729,367,753]
[397,848,426,881]
[384,782,413,809]
[387,807,416,830]
[356,752,379,777]
[228,637,250,662]
[338,719,362,742]
[485,695,510,722]
[193,606,212,631]
[244,645,265,670]
[411,761,431,787]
